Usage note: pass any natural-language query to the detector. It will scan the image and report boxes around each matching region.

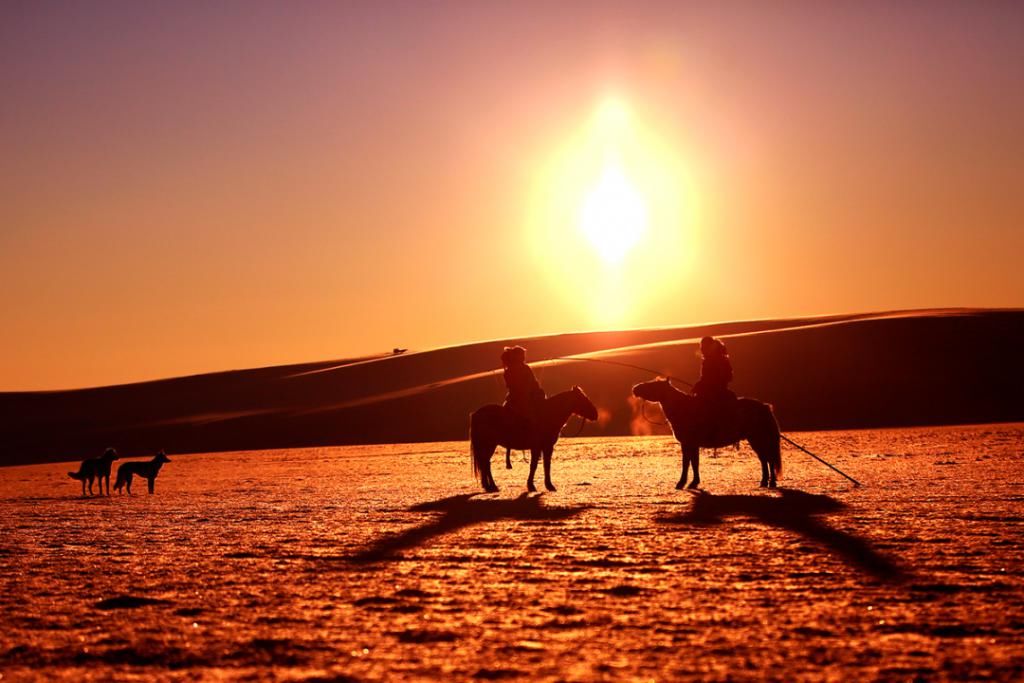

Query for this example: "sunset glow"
[1,4,1022,389]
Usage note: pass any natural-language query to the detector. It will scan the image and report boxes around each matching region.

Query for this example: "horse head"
[571,385,599,421]
[631,378,677,404]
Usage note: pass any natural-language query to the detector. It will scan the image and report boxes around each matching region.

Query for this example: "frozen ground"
[1,424,1023,681]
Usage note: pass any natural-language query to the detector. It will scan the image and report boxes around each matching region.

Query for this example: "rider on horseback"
[693,336,736,442]
[501,345,546,438]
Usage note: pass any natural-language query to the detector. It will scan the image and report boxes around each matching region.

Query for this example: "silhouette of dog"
[113,450,171,495]
[68,448,119,496]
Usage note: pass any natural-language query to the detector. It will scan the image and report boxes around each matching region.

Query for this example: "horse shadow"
[351,493,590,564]
[659,489,908,582]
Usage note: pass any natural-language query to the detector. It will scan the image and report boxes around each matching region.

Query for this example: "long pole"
[549,355,694,388]
[780,434,862,487]
[547,353,863,487]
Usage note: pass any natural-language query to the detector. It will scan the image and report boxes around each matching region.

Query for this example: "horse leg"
[676,444,688,490]
[478,441,499,492]
[767,447,778,489]
[686,447,701,489]
[750,438,778,488]
[486,450,499,492]
[543,448,556,492]
[506,448,513,470]
[527,448,540,492]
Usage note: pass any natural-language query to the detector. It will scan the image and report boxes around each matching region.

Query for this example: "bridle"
[561,413,588,438]
[640,397,670,427]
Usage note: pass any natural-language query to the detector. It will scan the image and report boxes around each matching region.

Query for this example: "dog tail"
[68,470,84,480]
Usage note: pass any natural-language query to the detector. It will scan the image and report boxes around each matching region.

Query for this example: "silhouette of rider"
[501,345,546,437]
[693,336,736,440]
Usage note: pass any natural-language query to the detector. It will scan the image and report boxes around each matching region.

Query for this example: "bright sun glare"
[577,99,650,266]
[579,163,648,264]
[527,94,694,325]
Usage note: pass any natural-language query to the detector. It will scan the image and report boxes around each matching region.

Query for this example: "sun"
[579,162,648,264]
[525,94,696,325]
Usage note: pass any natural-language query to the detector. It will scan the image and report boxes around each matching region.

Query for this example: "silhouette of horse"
[632,378,781,489]
[470,386,598,493]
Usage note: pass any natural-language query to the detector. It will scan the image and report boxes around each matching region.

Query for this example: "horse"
[631,378,782,489]
[470,386,598,493]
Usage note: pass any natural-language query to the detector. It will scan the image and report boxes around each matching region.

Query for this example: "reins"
[549,356,694,389]
[640,398,669,427]
[561,414,588,438]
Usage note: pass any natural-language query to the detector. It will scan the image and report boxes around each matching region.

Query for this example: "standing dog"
[68,448,119,496]
[113,450,171,495]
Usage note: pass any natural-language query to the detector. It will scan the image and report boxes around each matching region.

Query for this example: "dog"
[68,448,119,496]
[113,450,171,495]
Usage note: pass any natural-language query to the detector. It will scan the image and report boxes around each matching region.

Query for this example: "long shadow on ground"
[352,493,591,564]
[659,489,908,582]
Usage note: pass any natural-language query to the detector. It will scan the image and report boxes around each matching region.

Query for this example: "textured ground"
[2,424,1023,681]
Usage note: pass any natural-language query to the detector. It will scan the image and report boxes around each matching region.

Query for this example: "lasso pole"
[780,434,862,487]
[548,356,694,388]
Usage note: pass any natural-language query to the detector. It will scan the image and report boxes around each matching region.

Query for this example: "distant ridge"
[1,308,1022,466]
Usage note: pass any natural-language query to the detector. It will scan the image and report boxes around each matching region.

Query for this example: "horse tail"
[469,410,492,489]
[469,412,479,480]
[767,402,782,479]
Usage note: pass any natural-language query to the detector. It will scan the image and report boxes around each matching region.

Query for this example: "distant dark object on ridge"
[393,348,408,355]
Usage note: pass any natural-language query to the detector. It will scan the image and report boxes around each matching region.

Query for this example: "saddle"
[502,405,536,448]
[694,394,739,448]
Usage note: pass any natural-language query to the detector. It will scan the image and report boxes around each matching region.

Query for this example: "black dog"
[113,451,171,495]
[68,448,119,496]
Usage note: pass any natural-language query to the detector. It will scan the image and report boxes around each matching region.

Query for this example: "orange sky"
[2,3,1023,390]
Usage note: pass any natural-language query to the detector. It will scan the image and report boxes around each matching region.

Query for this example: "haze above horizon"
[3,3,1022,390]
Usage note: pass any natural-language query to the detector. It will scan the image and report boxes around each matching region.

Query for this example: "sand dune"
[1,308,1022,466]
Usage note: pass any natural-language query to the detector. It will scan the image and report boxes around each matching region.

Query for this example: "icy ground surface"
[2,424,1023,681]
